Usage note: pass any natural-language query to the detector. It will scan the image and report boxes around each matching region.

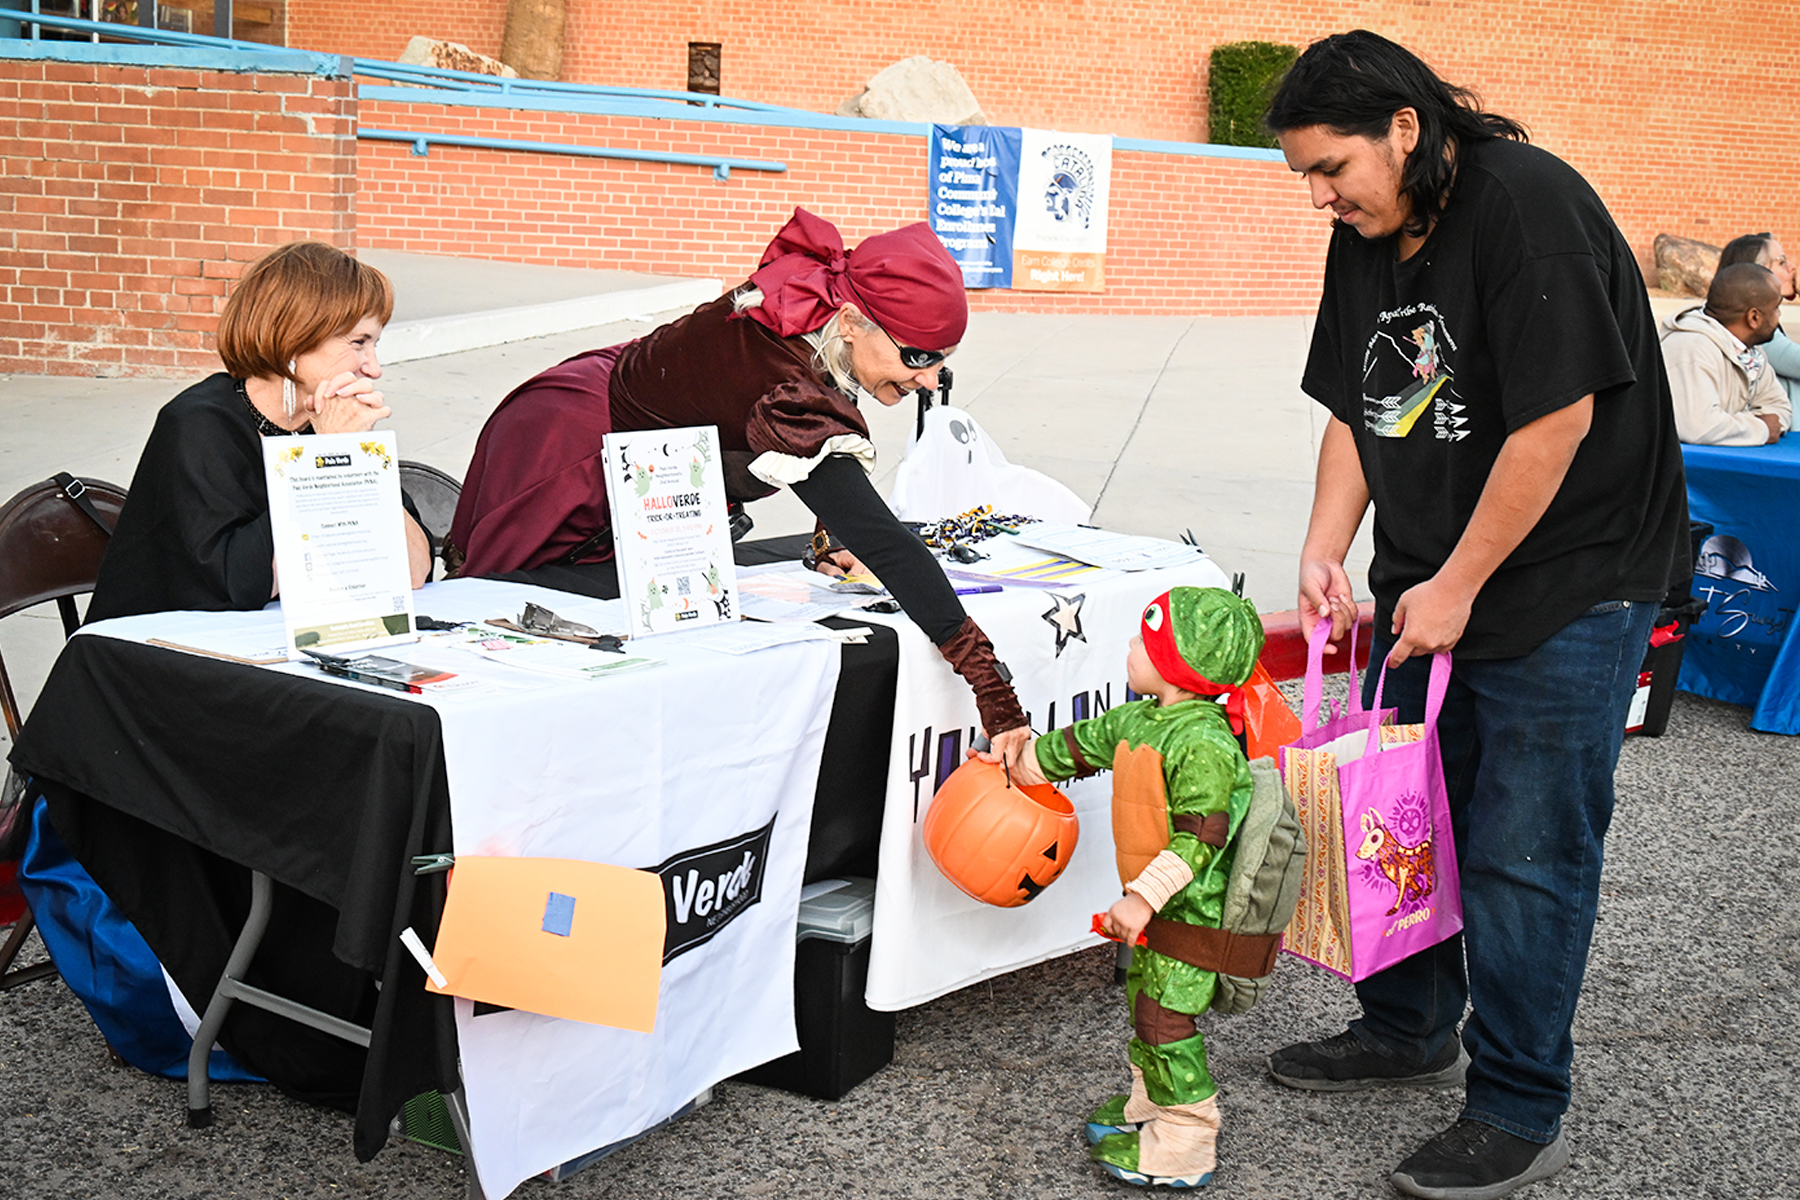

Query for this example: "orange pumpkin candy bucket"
[923,759,1080,907]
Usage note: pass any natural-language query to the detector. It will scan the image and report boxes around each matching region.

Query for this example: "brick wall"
[10,0,1799,376]
[293,0,1800,281]
[357,99,1328,315]
[286,1,504,72]
[0,55,355,377]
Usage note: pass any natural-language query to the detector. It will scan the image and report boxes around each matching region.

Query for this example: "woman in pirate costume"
[447,207,1028,758]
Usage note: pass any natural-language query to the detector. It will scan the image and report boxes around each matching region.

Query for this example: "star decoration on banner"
[1042,592,1086,656]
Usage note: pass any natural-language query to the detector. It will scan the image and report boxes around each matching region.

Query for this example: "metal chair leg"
[0,911,58,990]
[186,868,276,1126]
[442,1086,485,1200]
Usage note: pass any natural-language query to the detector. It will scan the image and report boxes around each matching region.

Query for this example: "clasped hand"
[307,370,390,435]
[1302,555,1470,667]
[1101,891,1153,947]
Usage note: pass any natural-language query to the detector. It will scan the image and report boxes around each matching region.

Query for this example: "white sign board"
[602,424,739,637]
[262,430,416,657]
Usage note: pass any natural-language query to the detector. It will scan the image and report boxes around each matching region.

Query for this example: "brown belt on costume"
[1144,916,1282,978]
[1171,812,1230,846]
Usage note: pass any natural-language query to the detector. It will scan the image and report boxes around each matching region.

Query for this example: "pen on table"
[954,584,1003,596]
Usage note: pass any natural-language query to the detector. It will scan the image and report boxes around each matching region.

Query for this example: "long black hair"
[1265,30,1526,238]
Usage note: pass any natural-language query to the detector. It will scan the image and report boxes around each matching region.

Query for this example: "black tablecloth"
[6,535,895,1161]
[16,639,459,1160]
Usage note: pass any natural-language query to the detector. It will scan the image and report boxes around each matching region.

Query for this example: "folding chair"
[398,460,463,567]
[0,473,126,990]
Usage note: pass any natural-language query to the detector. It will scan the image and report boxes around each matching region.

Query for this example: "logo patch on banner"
[1041,143,1097,228]
[649,816,775,964]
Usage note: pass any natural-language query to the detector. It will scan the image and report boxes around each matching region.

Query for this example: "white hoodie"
[1659,306,1793,446]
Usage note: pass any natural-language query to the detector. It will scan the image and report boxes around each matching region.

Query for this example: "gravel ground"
[2,689,1796,1200]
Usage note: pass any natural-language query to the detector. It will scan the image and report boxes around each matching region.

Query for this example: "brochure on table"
[602,424,739,637]
[1003,522,1206,572]
[263,430,417,658]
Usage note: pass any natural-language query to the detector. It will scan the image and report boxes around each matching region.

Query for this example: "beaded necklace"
[236,378,314,438]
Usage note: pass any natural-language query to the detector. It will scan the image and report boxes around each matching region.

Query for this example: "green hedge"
[1208,41,1299,148]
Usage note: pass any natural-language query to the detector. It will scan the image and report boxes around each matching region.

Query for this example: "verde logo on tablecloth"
[649,816,776,964]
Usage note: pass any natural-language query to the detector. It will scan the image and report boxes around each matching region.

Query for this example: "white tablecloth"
[859,554,1229,1010]
[83,577,841,1199]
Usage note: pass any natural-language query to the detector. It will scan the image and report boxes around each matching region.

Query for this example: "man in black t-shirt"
[1261,31,1686,1200]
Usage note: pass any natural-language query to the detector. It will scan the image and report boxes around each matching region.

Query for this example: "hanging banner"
[1014,128,1113,293]
[929,125,1112,293]
[929,125,1020,288]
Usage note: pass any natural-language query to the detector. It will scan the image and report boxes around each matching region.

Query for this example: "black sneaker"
[1391,1120,1570,1200]
[1267,1029,1466,1092]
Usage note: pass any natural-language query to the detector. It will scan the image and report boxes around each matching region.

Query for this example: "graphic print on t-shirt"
[1360,302,1469,441]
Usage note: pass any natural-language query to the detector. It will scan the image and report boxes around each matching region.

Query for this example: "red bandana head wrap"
[737,208,967,350]
[1139,588,1264,735]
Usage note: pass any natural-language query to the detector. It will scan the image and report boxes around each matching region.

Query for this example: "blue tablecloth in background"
[1678,433,1800,734]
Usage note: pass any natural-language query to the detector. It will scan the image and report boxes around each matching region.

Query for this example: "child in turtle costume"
[1006,586,1268,1188]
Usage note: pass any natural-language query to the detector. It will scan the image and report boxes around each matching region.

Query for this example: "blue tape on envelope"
[542,891,576,937]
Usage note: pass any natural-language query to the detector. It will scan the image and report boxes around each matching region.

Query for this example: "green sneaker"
[1084,1094,1140,1145]
[1090,1131,1213,1188]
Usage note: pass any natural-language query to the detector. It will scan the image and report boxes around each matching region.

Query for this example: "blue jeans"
[1350,599,1657,1143]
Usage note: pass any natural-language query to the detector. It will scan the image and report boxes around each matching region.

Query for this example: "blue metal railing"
[0,7,1284,164]
[358,128,783,181]
[0,7,796,177]
[347,58,795,114]
[0,9,805,112]
[1,6,276,51]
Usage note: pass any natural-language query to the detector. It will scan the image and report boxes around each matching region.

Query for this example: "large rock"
[1655,233,1720,297]
[837,56,986,125]
[398,36,519,79]
[500,0,565,82]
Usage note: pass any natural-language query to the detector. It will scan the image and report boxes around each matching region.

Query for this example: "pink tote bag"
[1279,620,1462,981]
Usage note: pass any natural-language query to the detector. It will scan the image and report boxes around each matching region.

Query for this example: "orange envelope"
[426,856,665,1032]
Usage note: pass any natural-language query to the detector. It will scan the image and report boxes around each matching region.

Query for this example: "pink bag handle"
[1301,615,1362,732]
[1365,649,1454,756]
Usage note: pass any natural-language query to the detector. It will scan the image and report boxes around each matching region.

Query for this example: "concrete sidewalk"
[0,255,1794,1200]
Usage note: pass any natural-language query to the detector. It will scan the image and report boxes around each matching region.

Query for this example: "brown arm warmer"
[937,616,1028,736]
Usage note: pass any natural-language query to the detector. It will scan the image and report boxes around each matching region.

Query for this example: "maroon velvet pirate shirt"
[608,294,872,502]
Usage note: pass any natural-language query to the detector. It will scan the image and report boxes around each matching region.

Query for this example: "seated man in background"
[1718,231,1800,407]
[1660,262,1792,445]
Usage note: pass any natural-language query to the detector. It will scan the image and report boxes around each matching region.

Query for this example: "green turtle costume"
[1033,586,1264,1188]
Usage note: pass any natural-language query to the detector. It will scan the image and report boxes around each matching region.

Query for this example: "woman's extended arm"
[791,454,1028,746]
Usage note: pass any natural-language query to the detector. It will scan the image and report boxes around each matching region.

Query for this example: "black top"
[87,373,277,622]
[1301,137,1688,658]
[88,373,425,623]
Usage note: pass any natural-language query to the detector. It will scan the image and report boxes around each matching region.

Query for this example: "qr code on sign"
[392,596,405,610]
[676,575,690,595]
